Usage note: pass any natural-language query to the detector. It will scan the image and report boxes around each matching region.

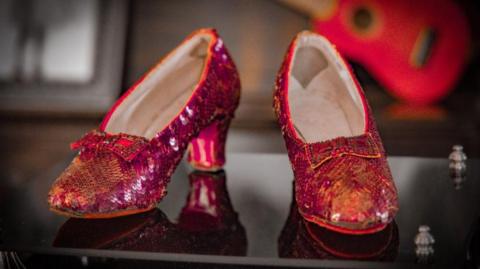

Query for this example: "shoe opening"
[104,31,214,139]
[288,32,365,143]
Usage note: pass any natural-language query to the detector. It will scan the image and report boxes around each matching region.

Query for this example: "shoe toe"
[300,157,398,232]
[48,154,139,217]
[327,180,394,230]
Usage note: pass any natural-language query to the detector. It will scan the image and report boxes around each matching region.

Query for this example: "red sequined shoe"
[273,31,398,234]
[48,28,241,218]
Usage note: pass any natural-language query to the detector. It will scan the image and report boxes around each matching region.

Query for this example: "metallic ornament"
[414,225,435,263]
[449,145,467,189]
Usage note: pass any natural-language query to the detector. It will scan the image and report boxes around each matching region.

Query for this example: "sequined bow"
[71,130,149,161]
[305,133,381,169]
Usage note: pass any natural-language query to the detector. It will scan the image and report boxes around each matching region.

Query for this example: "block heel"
[188,117,231,171]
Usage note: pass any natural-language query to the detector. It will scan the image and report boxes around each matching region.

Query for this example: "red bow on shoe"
[305,133,381,169]
[71,130,149,162]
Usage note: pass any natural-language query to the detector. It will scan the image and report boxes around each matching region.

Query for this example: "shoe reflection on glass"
[278,198,398,261]
[53,170,247,256]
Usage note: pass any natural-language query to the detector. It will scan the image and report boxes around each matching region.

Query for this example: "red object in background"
[310,0,470,105]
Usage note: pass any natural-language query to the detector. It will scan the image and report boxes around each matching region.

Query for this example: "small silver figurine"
[415,225,435,264]
[449,145,467,189]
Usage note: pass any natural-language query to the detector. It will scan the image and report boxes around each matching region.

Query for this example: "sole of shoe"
[49,205,157,219]
[301,211,388,235]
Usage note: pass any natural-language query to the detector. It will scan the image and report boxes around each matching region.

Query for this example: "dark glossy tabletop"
[0,153,479,268]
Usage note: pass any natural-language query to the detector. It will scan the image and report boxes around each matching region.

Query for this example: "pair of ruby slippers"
[48,28,398,235]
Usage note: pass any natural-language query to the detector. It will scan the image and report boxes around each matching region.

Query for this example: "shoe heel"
[187,117,231,171]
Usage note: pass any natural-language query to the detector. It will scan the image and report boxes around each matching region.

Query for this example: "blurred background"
[0,0,479,184]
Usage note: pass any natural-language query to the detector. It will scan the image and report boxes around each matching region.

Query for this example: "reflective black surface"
[1,153,479,268]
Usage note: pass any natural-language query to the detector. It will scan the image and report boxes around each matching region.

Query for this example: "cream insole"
[289,47,364,143]
[140,58,204,138]
[104,37,209,139]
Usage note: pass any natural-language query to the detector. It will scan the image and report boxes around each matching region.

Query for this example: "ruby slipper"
[48,28,240,218]
[273,31,398,234]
